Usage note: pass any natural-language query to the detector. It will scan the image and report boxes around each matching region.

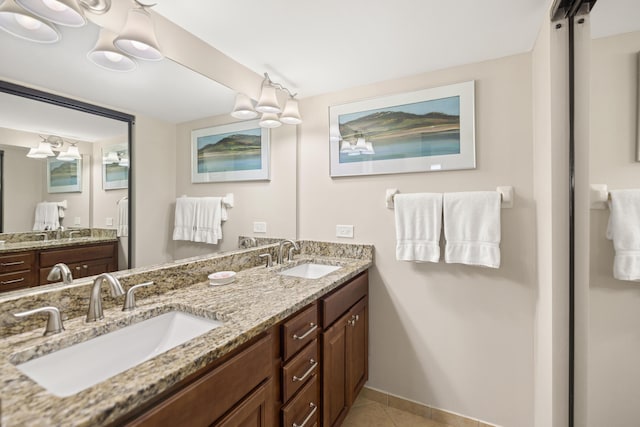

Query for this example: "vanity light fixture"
[104,150,120,164]
[56,141,81,161]
[339,133,375,156]
[113,3,162,61]
[15,0,86,27]
[0,0,60,43]
[88,28,136,72]
[231,72,303,128]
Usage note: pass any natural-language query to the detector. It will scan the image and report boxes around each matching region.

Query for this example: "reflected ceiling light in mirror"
[104,151,119,164]
[230,93,258,119]
[259,112,282,128]
[0,0,60,43]
[16,0,86,27]
[88,28,136,72]
[56,142,81,161]
[26,140,55,158]
[339,134,375,156]
[113,5,162,61]
[233,72,303,127]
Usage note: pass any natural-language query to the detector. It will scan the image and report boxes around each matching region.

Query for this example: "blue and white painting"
[338,96,460,164]
[197,128,262,173]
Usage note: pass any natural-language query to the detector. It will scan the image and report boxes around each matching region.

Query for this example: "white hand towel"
[443,191,501,268]
[193,197,224,244]
[116,198,128,237]
[172,197,197,241]
[33,202,60,231]
[394,193,442,262]
[606,189,640,281]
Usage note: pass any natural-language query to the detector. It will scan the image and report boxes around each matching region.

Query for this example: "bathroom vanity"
[0,241,372,426]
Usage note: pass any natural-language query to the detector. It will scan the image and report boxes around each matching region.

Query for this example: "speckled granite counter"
[0,228,117,254]
[0,236,118,254]
[0,241,373,426]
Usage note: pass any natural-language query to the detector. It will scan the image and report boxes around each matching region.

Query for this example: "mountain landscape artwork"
[197,128,262,173]
[338,95,460,164]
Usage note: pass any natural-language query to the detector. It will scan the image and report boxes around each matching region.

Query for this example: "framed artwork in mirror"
[329,80,476,177]
[191,120,270,183]
[47,157,81,193]
[102,143,129,190]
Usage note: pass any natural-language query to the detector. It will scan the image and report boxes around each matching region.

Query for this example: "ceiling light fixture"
[16,0,86,27]
[113,2,162,61]
[0,0,60,43]
[231,73,303,128]
[88,28,137,72]
[26,135,69,159]
[57,141,81,161]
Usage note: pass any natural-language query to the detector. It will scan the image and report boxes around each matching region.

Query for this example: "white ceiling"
[590,0,640,39]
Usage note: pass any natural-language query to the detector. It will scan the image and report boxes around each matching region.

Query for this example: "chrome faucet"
[13,306,65,336]
[278,239,299,264]
[34,233,48,242]
[86,273,125,322]
[68,230,81,240]
[47,263,73,285]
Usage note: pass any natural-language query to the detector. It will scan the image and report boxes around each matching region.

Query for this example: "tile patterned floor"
[343,396,453,427]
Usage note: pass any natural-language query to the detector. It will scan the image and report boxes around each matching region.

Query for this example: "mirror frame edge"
[0,79,134,269]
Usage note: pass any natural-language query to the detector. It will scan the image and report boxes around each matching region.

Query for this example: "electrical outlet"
[253,221,267,233]
[336,225,354,238]
[74,217,81,226]
[105,217,113,226]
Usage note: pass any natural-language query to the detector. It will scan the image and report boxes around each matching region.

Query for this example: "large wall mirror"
[578,0,640,425]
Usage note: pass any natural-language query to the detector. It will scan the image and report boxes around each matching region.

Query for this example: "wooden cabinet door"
[215,381,269,427]
[346,298,368,406]
[322,310,351,427]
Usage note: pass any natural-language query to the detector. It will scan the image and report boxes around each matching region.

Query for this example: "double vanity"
[0,240,373,426]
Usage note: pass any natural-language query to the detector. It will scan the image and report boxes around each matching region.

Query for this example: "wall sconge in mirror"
[26,135,64,159]
[102,143,129,190]
[0,0,162,72]
[333,130,375,156]
[57,141,81,161]
[231,72,303,128]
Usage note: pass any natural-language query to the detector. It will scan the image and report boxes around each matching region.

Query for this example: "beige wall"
[531,17,570,427]
[298,54,536,426]
[587,30,640,427]
[172,116,297,258]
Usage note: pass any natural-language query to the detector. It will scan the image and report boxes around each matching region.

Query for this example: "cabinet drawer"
[321,271,368,328]
[282,303,318,361]
[282,339,319,403]
[40,243,115,267]
[0,252,35,273]
[128,334,272,427]
[281,375,319,427]
[0,270,33,292]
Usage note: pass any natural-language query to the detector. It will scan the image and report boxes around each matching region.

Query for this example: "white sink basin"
[14,311,222,397]
[279,263,340,279]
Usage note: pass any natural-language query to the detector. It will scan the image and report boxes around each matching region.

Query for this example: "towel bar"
[386,186,514,209]
[590,184,611,209]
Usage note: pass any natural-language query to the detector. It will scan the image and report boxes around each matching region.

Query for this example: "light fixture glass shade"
[26,141,55,158]
[88,28,136,72]
[118,157,129,167]
[16,0,86,27]
[259,112,281,128]
[255,85,281,114]
[0,0,60,43]
[57,144,80,161]
[340,140,353,153]
[113,7,163,61]
[230,93,258,119]
[279,98,302,125]
[104,151,119,164]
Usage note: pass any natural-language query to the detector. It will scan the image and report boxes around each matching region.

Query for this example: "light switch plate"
[336,225,354,238]
[253,221,267,233]
[105,217,113,226]
[74,217,81,226]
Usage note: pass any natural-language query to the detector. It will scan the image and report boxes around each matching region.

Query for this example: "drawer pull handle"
[1,261,24,267]
[293,323,317,340]
[293,402,317,427]
[292,359,318,382]
[1,278,24,285]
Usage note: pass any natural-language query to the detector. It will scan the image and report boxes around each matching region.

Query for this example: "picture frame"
[102,143,129,190]
[47,157,82,193]
[329,80,476,177]
[191,120,270,183]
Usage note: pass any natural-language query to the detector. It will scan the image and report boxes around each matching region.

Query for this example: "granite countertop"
[0,254,372,426]
[0,236,118,254]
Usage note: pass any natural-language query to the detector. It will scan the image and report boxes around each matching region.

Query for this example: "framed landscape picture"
[191,120,270,183]
[329,81,476,177]
[47,157,81,193]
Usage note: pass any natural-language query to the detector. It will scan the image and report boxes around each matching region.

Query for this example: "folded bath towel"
[172,197,197,242]
[607,189,640,281]
[394,193,443,262]
[116,197,128,237]
[193,197,224,244]
[443,191,501,268]
[33,202,60,231]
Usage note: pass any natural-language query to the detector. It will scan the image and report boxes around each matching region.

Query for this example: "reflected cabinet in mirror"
[577,0,640,425]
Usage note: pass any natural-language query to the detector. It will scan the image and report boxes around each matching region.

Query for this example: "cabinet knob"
[75,267,81,271]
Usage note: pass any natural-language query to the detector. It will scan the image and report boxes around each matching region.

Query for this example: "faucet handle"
[288,246,298,262]
[259,253,273,268]
[13,306,65,336]
[122,281,154,311]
